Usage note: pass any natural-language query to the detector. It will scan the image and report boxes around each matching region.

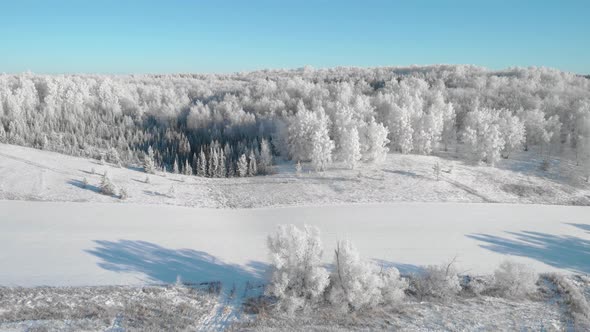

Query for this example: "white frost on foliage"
[329,239,407,311]
[266,224,329,314]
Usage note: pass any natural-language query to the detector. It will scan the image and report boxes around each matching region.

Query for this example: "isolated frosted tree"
[266,224,329,314]
[237,154,248,177]
[340,127,361,169]
[143,146,156,174]
[119,187,128,200]
[493,261,537,298]
[100,172,116,196]
[412,260,461,300]
[329,239,385,311]
[380,267,408,306]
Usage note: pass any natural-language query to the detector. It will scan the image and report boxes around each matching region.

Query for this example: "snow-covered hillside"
[1,143,589,208]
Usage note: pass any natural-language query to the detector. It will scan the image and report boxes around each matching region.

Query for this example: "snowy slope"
[1,143,589,208]
[1,200,588,288]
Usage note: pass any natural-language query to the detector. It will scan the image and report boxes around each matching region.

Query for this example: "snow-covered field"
[1,143,590,330]
[1,200,589,330]
[1,200,588,286]
[1,143,589,208]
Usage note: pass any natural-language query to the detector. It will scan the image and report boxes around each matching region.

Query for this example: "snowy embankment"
[1,200,588,288]
[1,143,589,208]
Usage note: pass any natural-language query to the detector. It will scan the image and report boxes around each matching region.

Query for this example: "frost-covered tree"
[183,159,193,176]
[518,108,556,152]
[0,67,587,177]
[143,146,156,174]
[412,260,461,301]
[340,127,361,169]
[172,157,180,174]
[362,118,390,163]
[100,172,116,196]
[107,147,122,167]
[248,150,257,176]
[309,109,335,172]
[462,108,505,165]
[237,153,248,177]
[266,224,329,314]
[197,149,207,177]
[258,138,273,174]
[493,261,537,298]
[498,110,525,158]
[329,239,405,311]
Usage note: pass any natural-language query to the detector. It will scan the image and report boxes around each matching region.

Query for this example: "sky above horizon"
[1,0,589,74]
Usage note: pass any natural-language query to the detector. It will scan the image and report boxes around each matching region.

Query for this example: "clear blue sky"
[1,0,588,74]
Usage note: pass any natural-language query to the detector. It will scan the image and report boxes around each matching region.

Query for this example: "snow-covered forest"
[1,65,589,177]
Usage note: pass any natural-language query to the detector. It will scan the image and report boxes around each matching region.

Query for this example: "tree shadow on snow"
[372,259,425,276]
[85,240,267,288]
[567,223,590,233]
[68,179,101,194]
[382,169,424,179]
[467,230,590,273]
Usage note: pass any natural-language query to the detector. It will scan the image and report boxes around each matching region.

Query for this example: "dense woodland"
[0,65,589,177]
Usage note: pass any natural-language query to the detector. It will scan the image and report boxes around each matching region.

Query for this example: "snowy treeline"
[0,65,589,176]
[265,224,541,314]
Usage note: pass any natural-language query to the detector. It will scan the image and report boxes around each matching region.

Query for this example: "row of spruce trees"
[142,138,273,177]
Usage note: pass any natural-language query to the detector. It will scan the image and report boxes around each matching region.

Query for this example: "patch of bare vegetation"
[0,285,215,332]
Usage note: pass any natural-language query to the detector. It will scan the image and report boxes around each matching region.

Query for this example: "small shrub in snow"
[100,172,117,196]
[119,187,128,200]
[549,274,590,329]
[380,267,409,306]
[328,240,407,312]
[493,260,537,298]
[329,240,385,311]
[433,162,441,181]
[168,185,176,198]
[266,224,329,314]
[412,260,461,301]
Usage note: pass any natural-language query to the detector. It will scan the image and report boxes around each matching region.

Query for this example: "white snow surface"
[1,200,588,288]
[1,143,589,208]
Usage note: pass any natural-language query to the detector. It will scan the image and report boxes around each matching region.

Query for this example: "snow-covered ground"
[1,200,589,330]
[1,143,589,208]
[1,143,589,330]
[1,200,588,288]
